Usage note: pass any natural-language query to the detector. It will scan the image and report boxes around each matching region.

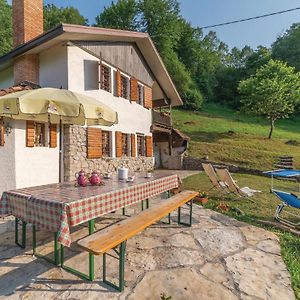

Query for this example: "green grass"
[182,172,300,298]
[173,103,300,170]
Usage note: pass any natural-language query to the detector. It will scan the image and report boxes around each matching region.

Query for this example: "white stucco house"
[0,0,184,196]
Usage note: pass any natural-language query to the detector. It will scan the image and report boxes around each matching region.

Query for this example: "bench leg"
[60,219,95,281]
[122,207,126,215]
[15,218,27,249]
[178,200,193,227]
[32,226,60,266]
[103,240,127,292]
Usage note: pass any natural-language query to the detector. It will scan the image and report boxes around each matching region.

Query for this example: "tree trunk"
[268,118,275,139]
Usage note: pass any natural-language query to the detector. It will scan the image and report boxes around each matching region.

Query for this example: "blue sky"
[12,0,300,49]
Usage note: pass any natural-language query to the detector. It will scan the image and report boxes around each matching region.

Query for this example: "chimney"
[12,0,44,85]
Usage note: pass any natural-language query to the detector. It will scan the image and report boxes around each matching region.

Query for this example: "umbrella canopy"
[0,87,118,126]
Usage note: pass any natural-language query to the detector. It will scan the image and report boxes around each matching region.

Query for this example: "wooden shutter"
[144,86,153,109]
[49,124,57,148]
[0,119,4,146]
[26,121,35,147]
[87,127,102,159]
[131,134,136,157]
[145,135,153,157]
[116,69,122,97]
[130,77,138,101]
[115,131,123,157]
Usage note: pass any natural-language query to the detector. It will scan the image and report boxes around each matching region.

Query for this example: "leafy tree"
[95,0,138,30]
[244,46,271,77]
[272,23,300,70]
[238,60,300,139]
[44,4,88,31]
[0,0,12,56]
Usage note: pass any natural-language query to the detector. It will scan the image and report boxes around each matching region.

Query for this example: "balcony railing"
[152,110,172,128]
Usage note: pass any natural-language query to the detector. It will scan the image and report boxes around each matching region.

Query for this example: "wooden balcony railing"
[152,110,172,128]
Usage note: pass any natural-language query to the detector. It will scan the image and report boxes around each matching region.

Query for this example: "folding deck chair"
[202,163,228,194]
[215,168,260,199]
[272,189,300,227]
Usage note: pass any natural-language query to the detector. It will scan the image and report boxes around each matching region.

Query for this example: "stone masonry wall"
[63,125,154,181]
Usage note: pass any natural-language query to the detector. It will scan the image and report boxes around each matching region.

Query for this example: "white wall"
[0,118,16,195]
[14,120,60,188]
[67,45,152,156]
[0,67,14,89]
[40,43,68,89]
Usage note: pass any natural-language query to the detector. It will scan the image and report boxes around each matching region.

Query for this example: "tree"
[44,4,88,31]
[0,0,12,56]
[95,0,138,30]
[238,60,300,139]
[272,23,300,71]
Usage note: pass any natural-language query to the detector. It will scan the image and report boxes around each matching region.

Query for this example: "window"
[137,84,144,106]
[122,133,130,156]
[34,123,46,147]
[137,134,145,156]
[100,64,111,92]
[121,75,129,99]
[102,130,111,157]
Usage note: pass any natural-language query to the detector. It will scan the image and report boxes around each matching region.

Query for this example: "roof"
[0,81,39,96]
[0,24,182,107]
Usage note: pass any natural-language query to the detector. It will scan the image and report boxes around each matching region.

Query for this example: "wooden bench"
[77,190,198,291]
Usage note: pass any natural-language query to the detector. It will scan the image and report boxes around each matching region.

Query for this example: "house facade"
[0,0,183,195]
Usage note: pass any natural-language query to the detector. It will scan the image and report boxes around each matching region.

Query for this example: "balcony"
[152,110,172,130]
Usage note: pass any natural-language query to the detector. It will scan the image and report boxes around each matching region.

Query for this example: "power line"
[200,6,300,30]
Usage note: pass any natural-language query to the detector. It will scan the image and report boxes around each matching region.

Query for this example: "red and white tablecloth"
[0,173,179,247]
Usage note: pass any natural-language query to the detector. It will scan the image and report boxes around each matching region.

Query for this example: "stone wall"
[183,156,263,175]
[63,125,154,181]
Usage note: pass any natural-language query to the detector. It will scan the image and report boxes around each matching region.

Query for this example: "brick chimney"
[12,0,44,85]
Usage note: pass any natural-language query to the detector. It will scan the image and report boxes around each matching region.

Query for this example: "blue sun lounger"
[272,189,300,227]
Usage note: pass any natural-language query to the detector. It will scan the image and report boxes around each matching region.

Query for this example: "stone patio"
[0,201,295,300]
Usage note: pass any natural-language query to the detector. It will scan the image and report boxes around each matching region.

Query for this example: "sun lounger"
[202,163,228,193]
[215,168,261,198]
[272,189,300,227]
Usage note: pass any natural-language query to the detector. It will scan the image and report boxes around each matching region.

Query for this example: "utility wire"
[200,6,300,29]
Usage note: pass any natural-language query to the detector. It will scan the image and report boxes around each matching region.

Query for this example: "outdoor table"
[0,172,179,278]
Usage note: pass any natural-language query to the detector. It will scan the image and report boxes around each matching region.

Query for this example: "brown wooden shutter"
[49,124,57,148]
[131,134,136,157]
[130,77,138,101]
[115,131,123,157]
[116,69,122,97]
[87,127,102,159]
[144,86,153,109]
[145,135,153,157]
[0,119,4,146]
[26,121,35,147]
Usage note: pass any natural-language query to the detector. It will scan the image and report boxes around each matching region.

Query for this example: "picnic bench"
[77,190,199,291]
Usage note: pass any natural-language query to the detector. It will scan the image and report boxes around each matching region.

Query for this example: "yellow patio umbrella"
[0,87,118,126]
[0,87,118,182]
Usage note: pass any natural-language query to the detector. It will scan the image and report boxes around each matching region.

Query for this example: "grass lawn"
[182,172,300,299]
[173,103,300,170]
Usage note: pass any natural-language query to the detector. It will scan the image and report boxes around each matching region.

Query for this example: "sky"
[13,0,300,49]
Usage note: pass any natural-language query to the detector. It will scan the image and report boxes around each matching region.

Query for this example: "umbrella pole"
[59,119,63,183]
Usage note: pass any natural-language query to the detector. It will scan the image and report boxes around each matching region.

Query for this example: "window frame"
[137,83,144,106]
[121,133,131,157]
[100,63,111,93]
[121,74,130,100]
[137,134,146,157]
[34,122,46,147]
[102,130,111,157]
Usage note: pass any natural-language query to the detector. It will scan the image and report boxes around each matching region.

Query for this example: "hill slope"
[173,103,300,170]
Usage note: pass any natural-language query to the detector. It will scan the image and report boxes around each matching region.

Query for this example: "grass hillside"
[173,103,300,170]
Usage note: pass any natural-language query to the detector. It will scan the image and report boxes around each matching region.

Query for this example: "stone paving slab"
[0,202,295,300]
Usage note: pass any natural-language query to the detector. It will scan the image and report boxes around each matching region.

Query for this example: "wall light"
[4,122,12,136]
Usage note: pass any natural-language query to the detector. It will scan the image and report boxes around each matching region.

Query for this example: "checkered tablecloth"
[0,173,179,247]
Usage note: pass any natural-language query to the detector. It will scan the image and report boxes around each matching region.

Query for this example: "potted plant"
[196,191,209,205]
